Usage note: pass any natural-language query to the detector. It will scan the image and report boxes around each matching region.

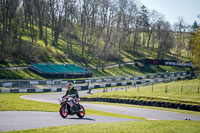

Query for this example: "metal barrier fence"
[0,70,197,91]
[0,80,68,89]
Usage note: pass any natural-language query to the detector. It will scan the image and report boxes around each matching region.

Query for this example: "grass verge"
[85,79,200,105]
[6,120,200,133]
[0,93,59,112]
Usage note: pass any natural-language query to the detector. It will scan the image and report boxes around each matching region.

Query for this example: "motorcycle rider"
[63,82,80,109]
[65,82,79,98]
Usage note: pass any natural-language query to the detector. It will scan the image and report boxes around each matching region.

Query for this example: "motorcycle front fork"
[64,105,68,112]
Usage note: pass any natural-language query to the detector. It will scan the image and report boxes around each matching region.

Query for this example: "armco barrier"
[0,88,62,93]
[0,71,197,88]
[80,98,200,112]
[78,74,191,90]
[0,70,197,92]
[0,73,193,93]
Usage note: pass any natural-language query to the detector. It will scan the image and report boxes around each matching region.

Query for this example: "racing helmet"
[67,82,74,90]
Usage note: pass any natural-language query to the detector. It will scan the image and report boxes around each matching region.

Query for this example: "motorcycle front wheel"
[60,105,68,118]
[77,105,85,118]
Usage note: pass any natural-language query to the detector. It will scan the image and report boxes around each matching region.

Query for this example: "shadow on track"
[67,117,96,121]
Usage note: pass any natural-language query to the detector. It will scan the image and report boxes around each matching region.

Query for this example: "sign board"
[145,59,193,67]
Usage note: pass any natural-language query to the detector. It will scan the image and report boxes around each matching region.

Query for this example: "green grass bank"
[85,79,200,105]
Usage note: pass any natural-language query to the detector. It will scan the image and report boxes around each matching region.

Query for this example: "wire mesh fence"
[0,80,67,89]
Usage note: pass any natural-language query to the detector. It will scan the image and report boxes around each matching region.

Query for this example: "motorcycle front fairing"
[67,98,77,115]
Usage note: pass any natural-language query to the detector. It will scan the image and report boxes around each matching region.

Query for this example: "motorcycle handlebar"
[59,96,80,103]
[68,94,75,97]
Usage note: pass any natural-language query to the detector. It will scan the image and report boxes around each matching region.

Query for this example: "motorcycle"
[58,95,85,118]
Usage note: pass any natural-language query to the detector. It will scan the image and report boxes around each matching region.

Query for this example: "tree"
[155,20,174,59]
[147,10,163,49]
[191,27,200,69]
[100,0,112,71]
[126,0,137,52]
[116,0,129,67]
[192,20,198,32]
[80,0,87,55]
[138,5,149,47]
[49,0,67,47]
[64,0,77,57]
[173,17,188,59]
[0,0,20,49]
[127,2,140,52]
[34,0,47,40]
[0,0,21,62]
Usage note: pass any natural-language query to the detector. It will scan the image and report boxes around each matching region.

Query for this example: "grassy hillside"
[0,69,44,79]
[92,64,190,77]
[0,23,190,67]
[0,64,190,79]
[0,24,191,79]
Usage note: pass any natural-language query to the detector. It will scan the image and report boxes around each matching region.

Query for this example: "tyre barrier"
[80,97,200,112]
[0,88,62,93]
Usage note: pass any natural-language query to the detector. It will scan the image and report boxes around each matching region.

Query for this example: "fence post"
[126,87,127,92]
[27,80,29,88]
[181,85,183,92]
[17,80,19,89]
[165,85,168,93]
[138,86,139,92]
[19,80,21,89]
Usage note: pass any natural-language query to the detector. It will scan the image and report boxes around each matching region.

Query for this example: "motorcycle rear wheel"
[60,105,68,118]
[77,105,85,118]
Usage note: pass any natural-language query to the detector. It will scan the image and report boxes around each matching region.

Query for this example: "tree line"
[0,0,199,70]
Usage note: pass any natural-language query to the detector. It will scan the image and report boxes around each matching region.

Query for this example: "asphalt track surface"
[0,90,138,132]
[1,89,200,132]
[21,90,200,121]
[0,111,137,132]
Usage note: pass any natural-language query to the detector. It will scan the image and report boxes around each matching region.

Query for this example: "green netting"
[66,65,87,73]
[47,65,72,73]
[33,64,88,74]
[33,64,55,73]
